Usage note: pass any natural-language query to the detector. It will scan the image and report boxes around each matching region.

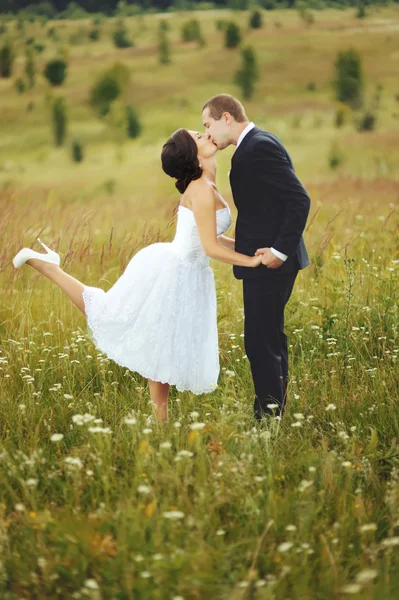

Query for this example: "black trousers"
[242,272,298,419]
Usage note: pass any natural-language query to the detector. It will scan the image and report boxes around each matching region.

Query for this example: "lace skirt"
[81,242,220,394]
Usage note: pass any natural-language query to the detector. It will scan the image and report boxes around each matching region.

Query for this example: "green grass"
[0,6,399,599]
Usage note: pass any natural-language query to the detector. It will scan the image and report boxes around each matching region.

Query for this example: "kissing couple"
[13,94,311,424]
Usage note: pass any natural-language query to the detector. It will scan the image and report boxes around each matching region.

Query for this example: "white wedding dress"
[81,204,232,394]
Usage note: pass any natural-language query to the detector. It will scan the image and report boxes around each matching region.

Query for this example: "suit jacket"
[229,126,311,279]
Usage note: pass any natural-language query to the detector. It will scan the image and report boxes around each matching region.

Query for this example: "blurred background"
[1,1,398,242]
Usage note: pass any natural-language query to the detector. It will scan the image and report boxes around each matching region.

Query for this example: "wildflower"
[298,480,313,493]
[88,427,112,434]
[137,485,151,494]
[359,523,377,533]
[341,584,362,594]
[326,403,337,411]
[381,537,399,548]
[278,542,293,552]
[293,413,304,420]
[160,441,172,449]
[84,579,99,590]
[124,416,137,425]
[190,423,205,431]
[356,569,377,584]
[50,433,64,442]
[163,511,185,520]
[26,478,38,487]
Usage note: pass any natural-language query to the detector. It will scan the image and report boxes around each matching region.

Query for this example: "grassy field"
[1,6,399,599]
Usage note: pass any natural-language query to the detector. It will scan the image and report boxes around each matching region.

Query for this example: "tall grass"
[0,6,399,599]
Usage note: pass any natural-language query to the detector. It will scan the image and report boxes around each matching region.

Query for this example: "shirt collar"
[236,121,255,148]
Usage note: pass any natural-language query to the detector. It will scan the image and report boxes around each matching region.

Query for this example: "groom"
[202,94,311,420]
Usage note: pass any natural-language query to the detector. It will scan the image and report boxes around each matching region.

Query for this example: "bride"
[13,128,262,423]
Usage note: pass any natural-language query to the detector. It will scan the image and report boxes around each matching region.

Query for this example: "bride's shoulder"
[185,177,214,197]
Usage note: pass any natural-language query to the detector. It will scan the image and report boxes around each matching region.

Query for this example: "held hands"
[250,253,264,268]
[254,247,284,269]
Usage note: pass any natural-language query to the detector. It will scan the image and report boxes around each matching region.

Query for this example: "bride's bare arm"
[187,180,261,268]
[218,235,235,251]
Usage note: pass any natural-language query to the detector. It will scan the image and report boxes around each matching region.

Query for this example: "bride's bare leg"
[26,259,86,315]
[148,379,169,423]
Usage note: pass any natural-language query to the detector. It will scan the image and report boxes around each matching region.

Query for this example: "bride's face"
[188,130,218,159]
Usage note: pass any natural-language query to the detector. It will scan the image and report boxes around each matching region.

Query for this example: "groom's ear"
[223,112,233,125]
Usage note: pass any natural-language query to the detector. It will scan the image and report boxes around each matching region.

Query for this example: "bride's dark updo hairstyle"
[161,128,203,194]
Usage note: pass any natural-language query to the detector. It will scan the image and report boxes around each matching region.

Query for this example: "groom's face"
[202,108,231,151]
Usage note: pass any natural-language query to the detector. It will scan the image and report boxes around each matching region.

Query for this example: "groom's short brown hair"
[202,94,247,123]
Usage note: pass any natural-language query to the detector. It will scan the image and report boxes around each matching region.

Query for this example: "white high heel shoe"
[12,238,60,269]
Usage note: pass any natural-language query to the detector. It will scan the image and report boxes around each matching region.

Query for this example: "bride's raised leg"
[148,379,169,423]
[26,259,86,315]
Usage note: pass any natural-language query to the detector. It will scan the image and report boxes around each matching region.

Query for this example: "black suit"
[229,126,311,418]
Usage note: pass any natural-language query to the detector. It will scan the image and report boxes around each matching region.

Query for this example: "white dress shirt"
[236,122,288,262]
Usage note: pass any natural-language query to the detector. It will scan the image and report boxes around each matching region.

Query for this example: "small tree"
[90,62,129,117]
[249,10,263,29]
[88,27,100,41]
[159,30,170,65]
[356,110,376,132]
[225,22,241,49]
[44,59,67,87]
[25,48,35,88]
[15,77,26,94]
[113,22,133,48]
[334,48,364,108]
[297,1,314,26]
[356,2,366,19]
[72,140,84,162]
[181,20,204,46]
[234,46,259,99]
[0,40,14,78]
[52,97,67,147]
[126,104,141,139]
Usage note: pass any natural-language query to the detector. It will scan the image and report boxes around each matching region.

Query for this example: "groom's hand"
[255,247,284,269]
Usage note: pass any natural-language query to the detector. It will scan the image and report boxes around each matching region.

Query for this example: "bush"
[159,20,169,32]
[34,42,45,53]
[59,2,88,20]
[113,24,134,49]
[297,1,315,25]
[334,48,364,108]
[52,97,67,147]
[15,77,26,94]
[306,81,316,91]
[47,26,60,41]
[181,20,204,45]
[0,40,14,78]
[159,31,171,65]
[225,22,241,49]
[328,143,344,169]
[335,102,351,127]
[356,110,376,132]
[90,62,129,117]
[262,0,276,9]
[44,59,67,87]
[126,105,141,139]
[356,2,366,18]
[249,10,263,29]
[88,28,100,41]
[25,48,35,88]
[72,140,84,163]
[234,46,259,99]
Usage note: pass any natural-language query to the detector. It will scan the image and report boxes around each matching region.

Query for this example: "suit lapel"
[231,126,262,165]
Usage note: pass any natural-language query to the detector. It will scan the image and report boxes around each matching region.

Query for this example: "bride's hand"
[250,254,263,268]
